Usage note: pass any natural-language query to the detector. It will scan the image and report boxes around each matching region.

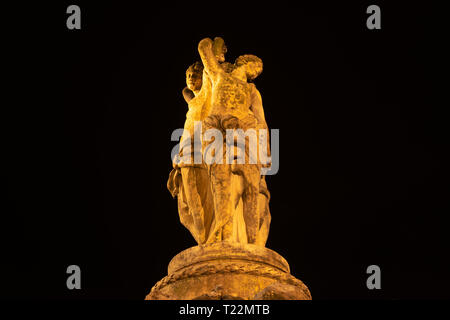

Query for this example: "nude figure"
[198,37,267,244]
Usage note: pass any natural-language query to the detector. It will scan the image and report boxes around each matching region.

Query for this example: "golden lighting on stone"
[146,37,311,300]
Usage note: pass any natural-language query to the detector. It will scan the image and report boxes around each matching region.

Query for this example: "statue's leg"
[255,193,271,246]
[241,164,261,244]
[224,173,244,242]
[221,218,233,241]
[181,167,207,244]
[206,163,233,243]
[255,177,271,246]
[197,167,215,239]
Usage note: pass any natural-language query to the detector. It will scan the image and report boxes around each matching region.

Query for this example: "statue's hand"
[212,37,226,63]
[213,37,225,51]
[198,38,213,50]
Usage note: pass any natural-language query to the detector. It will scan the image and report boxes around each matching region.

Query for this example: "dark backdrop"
[2,1,448,299]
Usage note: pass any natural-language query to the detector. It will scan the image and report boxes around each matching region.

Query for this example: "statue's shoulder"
[221,62,235,73]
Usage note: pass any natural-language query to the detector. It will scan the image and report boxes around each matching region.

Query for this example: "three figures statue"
[147,37,312,300]
[168,37,272,247]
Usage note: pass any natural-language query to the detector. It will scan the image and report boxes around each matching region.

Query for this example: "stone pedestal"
[146,242,311,300]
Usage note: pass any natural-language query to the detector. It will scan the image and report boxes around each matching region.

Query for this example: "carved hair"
[186,61,204,76]
[235,55,263,81]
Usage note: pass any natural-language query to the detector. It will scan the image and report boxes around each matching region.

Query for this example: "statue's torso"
[183,75,212,134]
[210,73,253,119]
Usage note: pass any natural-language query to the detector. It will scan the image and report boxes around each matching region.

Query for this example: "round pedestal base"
[146,242,311,300]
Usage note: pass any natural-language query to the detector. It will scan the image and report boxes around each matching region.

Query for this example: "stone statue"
[148,37,311,300]
[198,38,268,245]
[167,37,229,245]
[168,37,271,246]
[167,61,214,245]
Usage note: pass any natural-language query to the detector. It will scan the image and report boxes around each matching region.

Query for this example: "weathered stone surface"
[253,282,309,300]
[146,242,311,300]
[168,242,290,274]
[146,37,312,300]
[167,37,270,247]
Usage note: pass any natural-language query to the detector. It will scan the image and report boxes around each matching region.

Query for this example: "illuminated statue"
[168,37,271,246]
[149,37,311,300]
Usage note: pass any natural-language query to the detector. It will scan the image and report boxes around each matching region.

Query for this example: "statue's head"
[235,54,263,81]
[213,37,227,63]
[186,61,203,91]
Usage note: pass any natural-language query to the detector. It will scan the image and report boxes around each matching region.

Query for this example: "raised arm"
[182,87,195,103]
[198,38,221,81]
[250,85,271,162]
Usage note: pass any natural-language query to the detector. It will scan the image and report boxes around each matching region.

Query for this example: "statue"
[167,38,229,245]
[147,37,311,300]
[168,37,271,246]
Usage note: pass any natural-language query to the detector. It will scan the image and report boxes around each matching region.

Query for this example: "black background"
[2,1,449,300]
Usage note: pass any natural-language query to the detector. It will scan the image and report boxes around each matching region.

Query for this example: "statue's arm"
[182,87,194,103]
[251,85,271,161]
[198,38,221,81]
[250,85,268,129]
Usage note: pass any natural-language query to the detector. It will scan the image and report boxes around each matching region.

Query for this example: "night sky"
[2,1,448,299]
